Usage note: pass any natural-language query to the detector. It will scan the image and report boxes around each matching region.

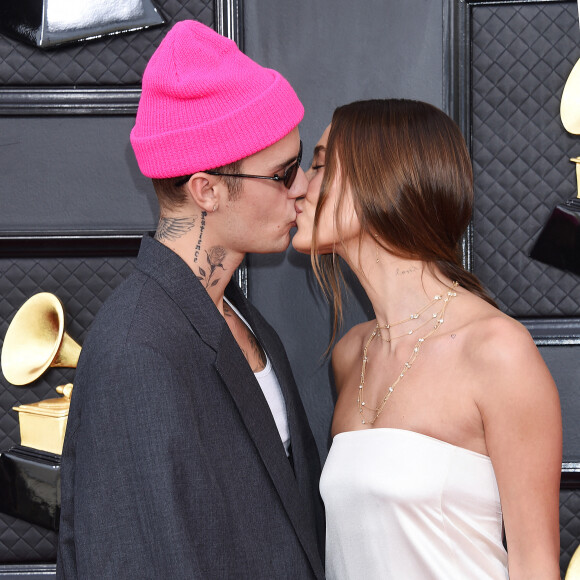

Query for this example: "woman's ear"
[185,172,225,213]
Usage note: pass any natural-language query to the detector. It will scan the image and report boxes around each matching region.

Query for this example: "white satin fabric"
[320,428,509,580]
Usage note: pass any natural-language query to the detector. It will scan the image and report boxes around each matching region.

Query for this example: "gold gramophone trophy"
[1,292,81,455]
[530,57,580,273]
[0,292,81,530]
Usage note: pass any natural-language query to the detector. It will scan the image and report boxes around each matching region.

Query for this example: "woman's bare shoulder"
[461,303,537,367]
[333,320,375,354]
[456,296,556,401]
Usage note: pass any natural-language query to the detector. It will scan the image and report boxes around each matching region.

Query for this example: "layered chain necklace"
[357,282,458,425]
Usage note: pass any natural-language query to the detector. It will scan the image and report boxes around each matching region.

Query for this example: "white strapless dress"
[320,428,509,580]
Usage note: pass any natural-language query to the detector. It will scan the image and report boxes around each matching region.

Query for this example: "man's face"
[221,127,306,255]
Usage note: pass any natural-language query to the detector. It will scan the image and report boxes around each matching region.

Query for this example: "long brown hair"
[311,99,496,342]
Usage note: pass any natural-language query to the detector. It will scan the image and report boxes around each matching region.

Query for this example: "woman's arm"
[477,317,562,580]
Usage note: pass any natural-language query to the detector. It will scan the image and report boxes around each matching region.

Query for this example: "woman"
[292,99,562,579]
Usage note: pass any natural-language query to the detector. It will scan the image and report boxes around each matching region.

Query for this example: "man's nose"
[287,166,308,199]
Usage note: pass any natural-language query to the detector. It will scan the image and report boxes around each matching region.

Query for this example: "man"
[56,21,324,579]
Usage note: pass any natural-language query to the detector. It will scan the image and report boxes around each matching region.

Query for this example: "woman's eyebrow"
[310,144,326,165]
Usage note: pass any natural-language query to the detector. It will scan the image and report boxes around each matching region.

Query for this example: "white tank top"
[320,428,508,580]
[224,298,290,456]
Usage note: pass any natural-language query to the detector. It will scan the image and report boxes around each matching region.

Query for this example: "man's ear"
[185,173,225,213]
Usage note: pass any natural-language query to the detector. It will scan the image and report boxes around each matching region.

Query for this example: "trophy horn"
[1,292,81,386]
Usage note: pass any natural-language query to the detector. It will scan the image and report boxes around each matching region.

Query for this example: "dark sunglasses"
[176,141,303,189]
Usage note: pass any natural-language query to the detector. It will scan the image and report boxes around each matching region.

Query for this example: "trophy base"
[0,445,60,531]
[530,198,580,275]
[13,393,70,456]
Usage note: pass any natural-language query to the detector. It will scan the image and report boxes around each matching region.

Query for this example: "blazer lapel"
[135,235,223,351]
[223,283,324,579]
[214,337,323,580]
[138,240,323,578]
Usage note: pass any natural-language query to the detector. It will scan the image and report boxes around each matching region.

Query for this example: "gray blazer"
[56,235,325,579]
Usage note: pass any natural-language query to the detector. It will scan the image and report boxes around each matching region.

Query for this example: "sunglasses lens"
[284,162,299,188]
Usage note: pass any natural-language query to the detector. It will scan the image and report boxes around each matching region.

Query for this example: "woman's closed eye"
[309,144,326,172]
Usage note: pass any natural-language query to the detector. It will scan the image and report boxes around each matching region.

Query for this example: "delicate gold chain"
[377,310,441,343]
[376,292,445,330]
[357,282,458,425]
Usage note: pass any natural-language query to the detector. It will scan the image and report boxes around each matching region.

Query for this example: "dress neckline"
[332,427,491,461]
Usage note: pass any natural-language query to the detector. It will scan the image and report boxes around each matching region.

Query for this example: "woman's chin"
[291,231,312,254]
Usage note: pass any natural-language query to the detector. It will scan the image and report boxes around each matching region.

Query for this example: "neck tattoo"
[194,210,207,263]
[155,216,197,242]
[357,281,458,425]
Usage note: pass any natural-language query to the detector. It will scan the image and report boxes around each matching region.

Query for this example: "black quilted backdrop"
[469,2,580,575]
[0,256,136,562]
[0,0,213,86]
[471,1,580,317]
[0,0,215,564]
[561,489,580,576]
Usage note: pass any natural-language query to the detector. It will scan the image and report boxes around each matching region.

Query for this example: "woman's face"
[292,125,359,255]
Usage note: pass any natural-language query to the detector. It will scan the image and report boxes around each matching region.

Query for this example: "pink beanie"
[130,20,304,178]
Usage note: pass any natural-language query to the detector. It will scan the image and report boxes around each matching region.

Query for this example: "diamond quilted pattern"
[0,513,57,563]
[471,2,580,316]
[469,5,580,568]
[0,0,214,86]
[0,256,136,451]
[0,255,134,562]
[561,489,580,577]
[0,0,216,565]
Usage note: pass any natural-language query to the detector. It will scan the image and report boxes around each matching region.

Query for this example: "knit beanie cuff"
[130,21,304,179]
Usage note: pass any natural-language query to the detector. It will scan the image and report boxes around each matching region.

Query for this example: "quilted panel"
[0,514,57,564]
[561,489,580,577]
[471,2,580,316]
[0,256,135,450]
[0,255,135,562]
[0,0,214,86]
